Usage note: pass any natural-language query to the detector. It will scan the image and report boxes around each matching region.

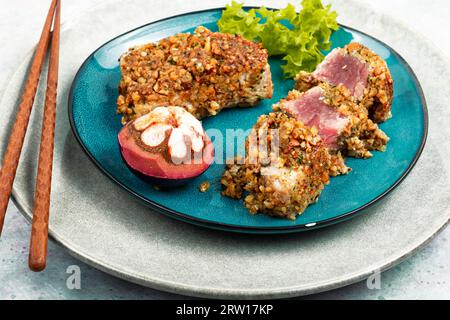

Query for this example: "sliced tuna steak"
[117,26,273,123]
[221,112,332,220]
[277,84,389,159]
[313,49,369,99]
[280,87,349,148]
[295,42,394,123]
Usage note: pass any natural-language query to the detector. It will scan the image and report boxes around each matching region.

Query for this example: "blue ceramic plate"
[69,8,427,234]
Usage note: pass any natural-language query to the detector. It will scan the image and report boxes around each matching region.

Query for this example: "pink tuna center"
[281,87,349,148]
[313,49,369,99]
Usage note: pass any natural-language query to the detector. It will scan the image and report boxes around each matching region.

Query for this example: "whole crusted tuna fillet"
[276,83,389,160]
[117,26,273,123]
[221,112,332,220]
[295,42,393,123]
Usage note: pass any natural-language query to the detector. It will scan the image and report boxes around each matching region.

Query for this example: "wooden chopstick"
[29,0,61,272]
[0,0,59,236]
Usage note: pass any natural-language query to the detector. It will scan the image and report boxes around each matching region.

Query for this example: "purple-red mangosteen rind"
[118,122,214,187]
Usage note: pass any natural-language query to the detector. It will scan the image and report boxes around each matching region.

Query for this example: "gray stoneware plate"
[1,0,450,298]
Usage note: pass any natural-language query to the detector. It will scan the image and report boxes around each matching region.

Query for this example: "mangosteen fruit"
[118,106,214,187]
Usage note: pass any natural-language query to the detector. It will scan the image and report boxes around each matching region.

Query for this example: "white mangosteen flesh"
[132,106,207,160]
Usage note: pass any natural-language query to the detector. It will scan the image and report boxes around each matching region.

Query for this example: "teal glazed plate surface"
[69,8,428,234]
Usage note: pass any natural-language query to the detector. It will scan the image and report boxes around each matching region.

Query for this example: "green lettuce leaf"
[217,0,338,78]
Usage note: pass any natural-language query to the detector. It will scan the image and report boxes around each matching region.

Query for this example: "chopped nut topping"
[117,27,272,123]
[199,181,210,193]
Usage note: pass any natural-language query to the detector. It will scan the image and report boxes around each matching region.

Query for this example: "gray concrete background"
[0,0,449,300]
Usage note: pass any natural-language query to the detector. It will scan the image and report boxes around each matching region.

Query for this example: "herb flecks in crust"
[221,112,333,220]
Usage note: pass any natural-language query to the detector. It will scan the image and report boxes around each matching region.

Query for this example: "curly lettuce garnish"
[217,0,338,78]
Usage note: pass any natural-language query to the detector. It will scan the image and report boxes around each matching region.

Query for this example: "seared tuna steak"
[117,27,273,123]
[276,84,389,160]
[278,86,349,148]
[221,112,332,220]
[295,43,393,123]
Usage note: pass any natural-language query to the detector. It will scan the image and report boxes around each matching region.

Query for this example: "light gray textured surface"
[0,0,449,300]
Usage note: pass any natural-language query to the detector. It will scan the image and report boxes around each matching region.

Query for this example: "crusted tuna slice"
[276,84,389,160]
[314,49,369,99]
[279,87,349,148]
[117,26,273,123]
[221,112,332,220]
[295,42,393,123]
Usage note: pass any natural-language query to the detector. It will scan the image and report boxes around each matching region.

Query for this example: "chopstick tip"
[29,257,47,272]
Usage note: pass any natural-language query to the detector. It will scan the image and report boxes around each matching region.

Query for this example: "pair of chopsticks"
[0,0,61,271]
